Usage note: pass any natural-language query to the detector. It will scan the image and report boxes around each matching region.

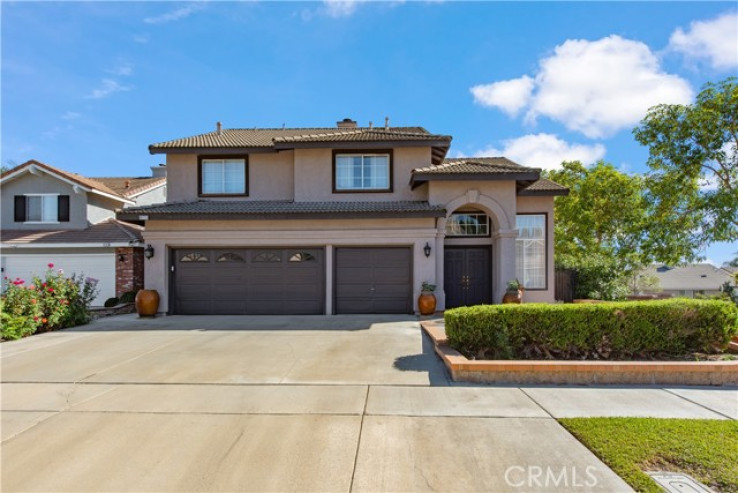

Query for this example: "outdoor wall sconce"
[118,253,126,263]
[144,244,155,260]
[424,242,432,258]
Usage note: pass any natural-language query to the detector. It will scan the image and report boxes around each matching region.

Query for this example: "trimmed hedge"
[445,299,738,360]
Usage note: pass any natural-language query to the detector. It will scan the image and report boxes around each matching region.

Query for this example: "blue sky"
[2,1,737,264]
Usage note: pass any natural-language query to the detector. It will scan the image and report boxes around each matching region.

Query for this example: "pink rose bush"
[1,265,99,340]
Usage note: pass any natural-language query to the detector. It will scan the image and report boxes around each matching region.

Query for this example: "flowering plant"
[1,264,99,340]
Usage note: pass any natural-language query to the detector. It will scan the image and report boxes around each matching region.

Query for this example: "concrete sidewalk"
[1,315,736,492]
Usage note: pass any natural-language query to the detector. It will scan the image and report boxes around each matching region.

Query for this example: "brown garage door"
[173,248,324,315]
[335,247,412,314]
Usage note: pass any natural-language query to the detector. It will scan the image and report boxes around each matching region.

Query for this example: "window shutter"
[58,195,70,222]
[14,196,26,222]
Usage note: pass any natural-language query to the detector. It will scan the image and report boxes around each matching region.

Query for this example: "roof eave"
[518,189,570,197]
[272,139,452,150]
[117,210,445,221]
[411,171,541,189]
[149,145,274,155]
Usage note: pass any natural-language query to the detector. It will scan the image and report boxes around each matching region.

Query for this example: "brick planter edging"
[421,321,738,386]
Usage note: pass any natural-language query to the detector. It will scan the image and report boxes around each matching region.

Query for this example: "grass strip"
[558,418,738,492]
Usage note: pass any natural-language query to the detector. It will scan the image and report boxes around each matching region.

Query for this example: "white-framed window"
[25,194,58,223]
[445,212,490,237]
[334,153,391,191]
[200,158,246,195]
[516,214,546,289]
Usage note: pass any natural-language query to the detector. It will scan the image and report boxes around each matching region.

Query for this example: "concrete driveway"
[2,314,731,492]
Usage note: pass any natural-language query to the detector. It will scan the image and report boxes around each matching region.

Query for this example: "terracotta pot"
[502,289,523,304]
[135,289,160,317]
[418,292,437,315]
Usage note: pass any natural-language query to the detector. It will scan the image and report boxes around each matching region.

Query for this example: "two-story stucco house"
[118,119,567,315]
[1,160,167,304]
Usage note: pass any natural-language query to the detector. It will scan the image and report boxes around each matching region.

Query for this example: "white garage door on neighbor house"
[1,253,115,305]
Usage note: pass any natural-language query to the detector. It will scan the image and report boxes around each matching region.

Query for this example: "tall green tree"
[546,161,698,299]
[634,77,738,244]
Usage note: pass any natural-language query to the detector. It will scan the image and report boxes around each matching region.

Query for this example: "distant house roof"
[647,264,735,291]
[148,126,452,164]
[91,177,166,198]
[1,160,136,205]
[118,200,446,221]
[1,219,143,247]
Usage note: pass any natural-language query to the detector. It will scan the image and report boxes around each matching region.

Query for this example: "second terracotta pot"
[418,292,437,315]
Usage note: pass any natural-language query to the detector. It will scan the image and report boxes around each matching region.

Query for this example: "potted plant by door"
[418,282,437,315]
[502,279,524,304]
[135,289,160,317]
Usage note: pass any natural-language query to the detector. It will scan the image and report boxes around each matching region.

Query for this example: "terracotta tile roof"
[416,157,540,174]
[274,128,451,144]
[1,160,130,202]
[1,219,143,245]
[410,157,542,188]
[149,126,450,152]
[519,178,569,196]
[118,200,446,220]
[91,177,166,198]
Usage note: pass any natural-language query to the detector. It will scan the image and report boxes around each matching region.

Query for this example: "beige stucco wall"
[165,152,294,202]
[293,147,430,202]
[143,217,438,314]
[1,172,88,230]
[515,195,556,303]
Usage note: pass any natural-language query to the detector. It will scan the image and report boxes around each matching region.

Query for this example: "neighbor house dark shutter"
[58,195,70,222]
[14,196,26,222]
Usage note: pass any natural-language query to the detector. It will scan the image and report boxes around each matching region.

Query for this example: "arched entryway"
[434,190,519,310]
[442,207,494,308]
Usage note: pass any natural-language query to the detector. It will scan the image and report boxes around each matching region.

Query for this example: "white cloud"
[471,35,693,139]
[669,11,738,70]
[85,79,132,100]
[107,62,133,77]
[144,3,206,24]
[478,133,606,170]
[133,34,150,44]
[470,76,534,117]
[323,0,363,18]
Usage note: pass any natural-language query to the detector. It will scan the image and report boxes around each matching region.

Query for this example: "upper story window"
[14,194,69,223]
[515,214,547,290]
[446,211,490,237]
[199,157,247,196]
[333,150,392,192]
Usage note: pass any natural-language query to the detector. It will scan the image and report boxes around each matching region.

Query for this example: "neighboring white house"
[1,160,167,304]
[645,263,736,298]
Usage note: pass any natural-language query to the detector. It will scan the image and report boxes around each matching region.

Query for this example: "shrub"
[1,264,99,341]
[557,253,630,300]
[445,299,738,360]
[104,297,120,308]
[119,290,137,303]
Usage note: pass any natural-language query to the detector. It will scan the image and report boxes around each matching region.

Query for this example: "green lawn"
[559,418,738,492]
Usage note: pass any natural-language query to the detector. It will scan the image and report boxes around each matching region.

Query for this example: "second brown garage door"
[173,248,324,315]
[334,247,412,314]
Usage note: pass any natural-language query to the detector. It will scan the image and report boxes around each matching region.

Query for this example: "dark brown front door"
[173,248,324,315]
[334,247,412,314]
[444,247,491,308]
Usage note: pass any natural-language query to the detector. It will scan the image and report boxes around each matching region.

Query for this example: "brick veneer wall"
[115,247,144,297]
